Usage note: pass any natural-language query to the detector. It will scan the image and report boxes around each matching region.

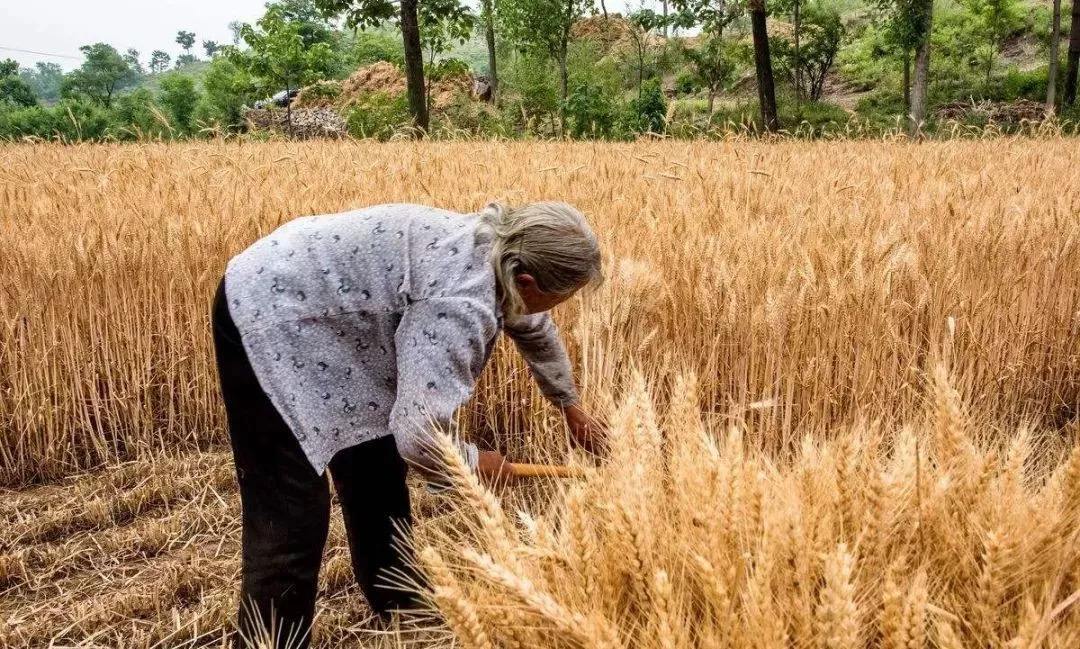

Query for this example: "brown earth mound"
[571,14,633,51]
[292,80,343,108]
[337,61,408,107]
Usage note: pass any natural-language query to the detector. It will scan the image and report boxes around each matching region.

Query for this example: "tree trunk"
[903,50,911,118]
[909,0,934,137]
[400,0,429,133]
[708,90,716,115]
[749,1,779,132]
[793,0,802,105]
[558,48,569,136]
[484,0,498,102]
[663,0,669,37]
[600,0,608,18]
[1065,0,1080,105]
[1048,0,1062,111]
[285,80,293,137]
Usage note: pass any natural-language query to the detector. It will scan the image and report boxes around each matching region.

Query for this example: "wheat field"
[1,139,1079,647]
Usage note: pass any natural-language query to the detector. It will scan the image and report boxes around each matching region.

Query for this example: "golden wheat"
[2,138,1079,647]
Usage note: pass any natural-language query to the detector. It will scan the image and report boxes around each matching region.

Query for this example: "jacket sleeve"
[388,296,498,482]
[502,312,580,407]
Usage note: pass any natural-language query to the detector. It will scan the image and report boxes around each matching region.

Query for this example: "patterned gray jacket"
[223,202,579,479]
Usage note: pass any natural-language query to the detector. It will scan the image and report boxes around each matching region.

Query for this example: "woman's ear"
[515,273,538,292]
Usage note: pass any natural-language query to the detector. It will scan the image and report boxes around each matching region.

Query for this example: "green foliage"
[54,100,112,141]
[427,57,471,81]
[110,88,168,139]
[176,30,197,52]
[499,0,593,63]
[502,53,560,128]
[158,73,202,135]
[345,90,410,138]
[150,50,171,74]
[772,2,845,100]
[230,3,337,95]
[196,55,258,132]
[1,60,37,107]
[0,104,55,139]
[675,70,702,94]
[345,29,405,67]
[565,80,620,138]
[623,78,667,134]
[960,0,1023,79]
[420,0,477,62]
[61,43,137,107]
[19,62,64,104]
[680,36,736,99]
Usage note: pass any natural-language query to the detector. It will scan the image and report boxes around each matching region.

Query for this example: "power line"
[0,45,81,60]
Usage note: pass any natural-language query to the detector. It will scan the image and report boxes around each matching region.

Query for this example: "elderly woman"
[210,201,604,647]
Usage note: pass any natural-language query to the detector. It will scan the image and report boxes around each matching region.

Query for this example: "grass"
[1,137,1079,646]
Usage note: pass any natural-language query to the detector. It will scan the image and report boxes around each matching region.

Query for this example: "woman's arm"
[388,296,497,483]
[502,312,580,406]
[503,313,607,453]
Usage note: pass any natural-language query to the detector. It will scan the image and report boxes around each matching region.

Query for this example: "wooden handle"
[510,463,584,479]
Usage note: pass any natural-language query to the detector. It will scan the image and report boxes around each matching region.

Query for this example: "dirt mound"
[292,80,342,108]
[936,99,1048,125]
[338,61,408,106]
[572,15,633,51]
[429,69,474,109]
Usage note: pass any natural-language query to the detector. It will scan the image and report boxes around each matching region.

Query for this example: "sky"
[0,0,269,71]
[1,0,640,72]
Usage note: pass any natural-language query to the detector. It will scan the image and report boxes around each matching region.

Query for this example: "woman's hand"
[476,450,516,487]
[563,403,608,456]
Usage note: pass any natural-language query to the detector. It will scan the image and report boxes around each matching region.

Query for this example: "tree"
[229,3,336,134]
[500,0,594,133]
[314,0,473,132]
[176,30,197,53]
[158,73,202,135]
[772,2,844,101]
[480,0,498,101]
[680,36,735,114]
[1064,0,1080,105]
[197,55,258,131]
[669,0,739,38]
[908,0,933,135]
[871,0,925,118]
[19,62,64,104]
[626,9,668,98]
[963,0,1020,83]
[748,0,779,131]
[176,54,198,68]
[124,48,145,75]
[1047,0,1062,112]
[204,40,223,57]
[1,59,38,107]
[61,43,137,107]
[150,50,171,73]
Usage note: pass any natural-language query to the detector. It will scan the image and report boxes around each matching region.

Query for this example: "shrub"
[565,81,620,139]
[623,78,668,135]
[347,29,405,68]
[345,91,410,140]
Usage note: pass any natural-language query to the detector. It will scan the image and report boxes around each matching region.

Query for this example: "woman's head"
[480,201,603,318]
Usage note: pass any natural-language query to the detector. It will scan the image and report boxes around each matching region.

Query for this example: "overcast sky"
[1,0,640,72]
[1,0,280,71]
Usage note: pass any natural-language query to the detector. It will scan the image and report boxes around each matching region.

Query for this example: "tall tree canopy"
[499,0,593,129]
[61,43,137,107]
[228,2,336,132]
[313,0,473,132]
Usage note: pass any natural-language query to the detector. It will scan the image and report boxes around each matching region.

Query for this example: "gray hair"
[478,201,603,318]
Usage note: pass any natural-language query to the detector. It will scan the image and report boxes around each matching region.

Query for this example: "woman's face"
[515,274,579,315]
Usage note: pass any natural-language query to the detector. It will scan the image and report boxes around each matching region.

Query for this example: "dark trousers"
[211,277,421,649]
